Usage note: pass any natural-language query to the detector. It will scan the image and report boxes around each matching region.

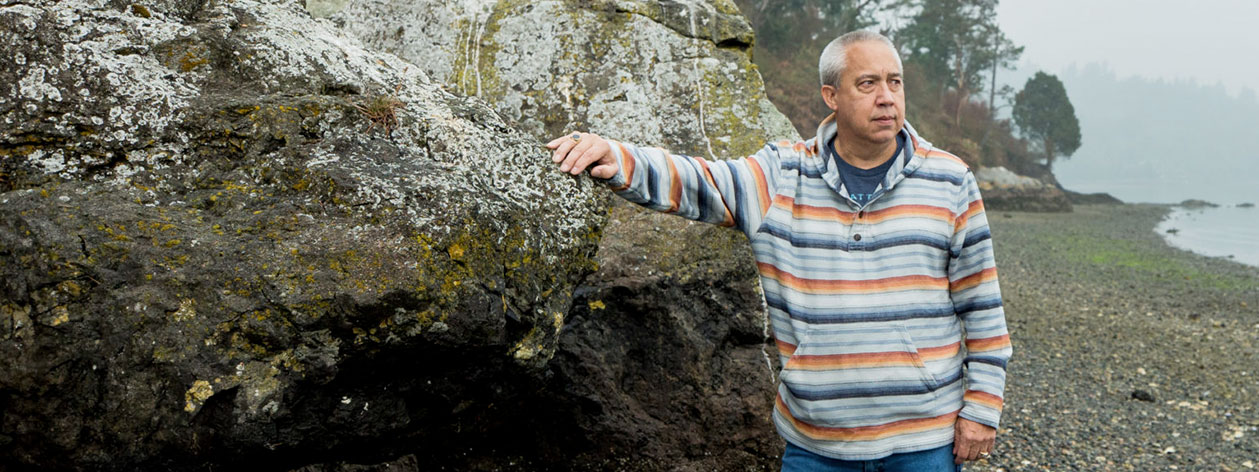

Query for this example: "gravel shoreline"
[974,204,1259,471]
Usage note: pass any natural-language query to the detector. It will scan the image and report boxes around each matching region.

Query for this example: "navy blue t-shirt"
[829,133,905,207]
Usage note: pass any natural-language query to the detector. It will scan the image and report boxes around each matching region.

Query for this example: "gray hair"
[818,30,902,87]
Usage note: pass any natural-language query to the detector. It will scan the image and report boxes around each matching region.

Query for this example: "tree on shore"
[734,0,891,135]
[1013,72,1081,170]
[894,0,1020,129]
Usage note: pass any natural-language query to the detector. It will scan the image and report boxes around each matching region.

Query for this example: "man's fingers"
[956,440,978,464]
[551,138,577,162]
[545,135,568,149]
[954,442,968,465]
[559,138,596,173]
[954,436,993,464]
[979,438,995,460]
[571,142,609,175]
[955,422,976,464]
[547,132,616,178]
[590,163,616,179]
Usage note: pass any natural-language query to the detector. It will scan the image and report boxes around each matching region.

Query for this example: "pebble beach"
[973,204,1259,471]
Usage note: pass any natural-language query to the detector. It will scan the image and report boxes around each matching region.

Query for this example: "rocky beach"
[976,203,1259,471]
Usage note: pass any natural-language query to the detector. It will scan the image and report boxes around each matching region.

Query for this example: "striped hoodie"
[600,114,1012,460]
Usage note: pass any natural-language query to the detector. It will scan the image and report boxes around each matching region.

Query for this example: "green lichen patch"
[699,59,773,158]
[130,4,152,18]
[183,380,214,413]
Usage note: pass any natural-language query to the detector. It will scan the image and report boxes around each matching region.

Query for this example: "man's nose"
[875,83,896,105]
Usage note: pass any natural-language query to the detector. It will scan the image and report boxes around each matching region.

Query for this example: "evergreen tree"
[895,0,1015,128]
[734,0,891,135]
[1013,72,1082,169]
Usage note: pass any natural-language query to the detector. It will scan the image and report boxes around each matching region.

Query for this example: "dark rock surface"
[975,166,1073,212]
[981,186,1073,212]
[1179,199,1220,209]
[1065,190,1123,205]
[1,1,604,470]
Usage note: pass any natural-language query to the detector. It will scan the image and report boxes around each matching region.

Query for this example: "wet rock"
[976,167,1072,212]
[1178,199,1219,209]
[1066,190,1123,205]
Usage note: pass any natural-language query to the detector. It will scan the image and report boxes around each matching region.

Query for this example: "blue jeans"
[782,441,962,472]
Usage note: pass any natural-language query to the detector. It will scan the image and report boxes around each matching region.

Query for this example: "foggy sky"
[996,0,1259,96]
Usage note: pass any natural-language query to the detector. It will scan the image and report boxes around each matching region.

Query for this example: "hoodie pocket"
[778,324,942,414]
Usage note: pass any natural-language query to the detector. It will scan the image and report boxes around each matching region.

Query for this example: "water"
[1155,205,1259,268]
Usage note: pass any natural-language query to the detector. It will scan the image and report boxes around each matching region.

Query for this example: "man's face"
[821,41,905,148]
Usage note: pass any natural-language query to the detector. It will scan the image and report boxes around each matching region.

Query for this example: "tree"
[979,28,1022,147]
[733,0,891,135]
[894,0,1018,128]
[740,0,887,43]
[985,29,1022,112]
[1012,72,1081,170]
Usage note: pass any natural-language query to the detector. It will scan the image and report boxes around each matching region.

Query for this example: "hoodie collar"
[814,112,929,200]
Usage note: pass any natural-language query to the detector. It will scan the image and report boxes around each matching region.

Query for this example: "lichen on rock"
[326,0,798,158]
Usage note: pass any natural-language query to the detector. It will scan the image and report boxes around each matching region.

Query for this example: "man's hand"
[546,132,619,179]
[953,417,996,464]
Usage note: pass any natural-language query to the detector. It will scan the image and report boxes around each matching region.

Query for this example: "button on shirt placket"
[850,208,867,251]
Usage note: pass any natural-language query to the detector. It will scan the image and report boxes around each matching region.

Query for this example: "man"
[546,30,1011,471]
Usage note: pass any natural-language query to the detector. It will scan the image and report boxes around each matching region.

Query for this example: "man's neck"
[830,132,899,170]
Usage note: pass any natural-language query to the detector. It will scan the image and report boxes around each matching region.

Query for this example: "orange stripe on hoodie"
[963,390,1004,410]
[611,141,636,192]
[663,149,681,213]
[950,267,998,292]
[746,155,771,216]
[777,395,961,442]
[758,262,949,294]
[965,334,1010,352]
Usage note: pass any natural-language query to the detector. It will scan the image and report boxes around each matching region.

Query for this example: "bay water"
[1155,205,1259,268]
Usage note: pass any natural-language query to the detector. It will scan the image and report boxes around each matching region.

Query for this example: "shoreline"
[1155,205,1259,268]
[977,203,1259,471]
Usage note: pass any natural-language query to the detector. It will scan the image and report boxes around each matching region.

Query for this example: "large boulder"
[316,0,798,469]
[976,166,1073,212]
[0,1,604,470]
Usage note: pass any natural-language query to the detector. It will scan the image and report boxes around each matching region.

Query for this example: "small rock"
[1132,389,1156,402]
[1179,199,1219,209]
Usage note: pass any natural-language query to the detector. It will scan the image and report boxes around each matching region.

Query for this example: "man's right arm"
[547,132,782,233]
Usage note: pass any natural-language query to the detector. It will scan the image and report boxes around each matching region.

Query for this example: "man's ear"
[820,85,838,112]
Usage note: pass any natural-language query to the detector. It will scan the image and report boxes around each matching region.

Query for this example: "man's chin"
[864,129,899,144]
